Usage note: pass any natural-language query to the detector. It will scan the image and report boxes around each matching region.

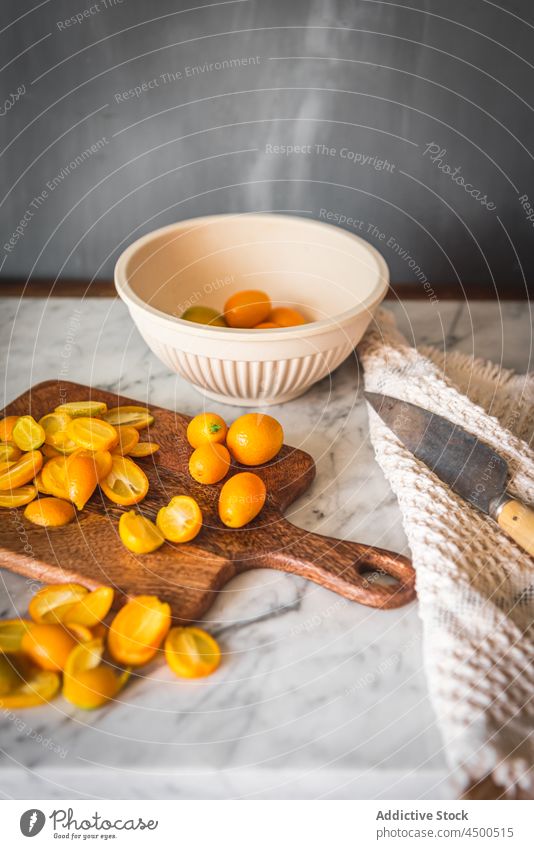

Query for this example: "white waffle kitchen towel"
[357,309,534,797]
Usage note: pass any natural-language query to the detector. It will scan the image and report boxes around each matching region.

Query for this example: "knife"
[365,392,534,557]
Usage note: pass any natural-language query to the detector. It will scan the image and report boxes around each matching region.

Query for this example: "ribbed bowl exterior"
[134,313,371,406]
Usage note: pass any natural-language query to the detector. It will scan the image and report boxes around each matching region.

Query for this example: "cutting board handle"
[255,520,416,609]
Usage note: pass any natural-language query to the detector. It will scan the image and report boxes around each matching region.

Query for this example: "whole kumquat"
[186,412,227,449]
[188,443,230,485]
[21,623,77,671]
[181,306,227,326]
[156,495,202,543]
[218,472,266,528]
[268,306,307,326]
[24,497,76,528]
[224,289,271,328]
[226,413,283,466]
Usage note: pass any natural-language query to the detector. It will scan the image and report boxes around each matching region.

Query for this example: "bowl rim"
[114,213,389,340]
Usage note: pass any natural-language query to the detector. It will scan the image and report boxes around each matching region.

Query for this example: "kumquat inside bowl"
[114,213,389,406]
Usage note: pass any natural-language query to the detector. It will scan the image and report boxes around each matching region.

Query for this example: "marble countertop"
[0,297,530,800]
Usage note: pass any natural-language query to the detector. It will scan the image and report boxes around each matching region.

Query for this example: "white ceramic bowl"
[114,214,389,406]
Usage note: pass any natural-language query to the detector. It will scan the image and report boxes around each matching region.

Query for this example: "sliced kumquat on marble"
[21,623,77,671]
[100,455,149,506]
[108,595,171,667]
[63,638,129,710]
[0,451,43,491]
[28,583,89,624]
[165,627,221,679]
[66,417,118,452]
[0,619,32,653]
[65,452,98,509]
[0,484,37,509]
[55,400,107,418]
[63,586,114,627]
[128,441,159,458]
[0,655,60,708]
[24,497,76,528]
[0,415,19,442]
[113,425,139,455]
[118,511,164,554]
[0,442,21,464]
[156,495,202,543]
[12,416,46,451]
[103,406,154,430]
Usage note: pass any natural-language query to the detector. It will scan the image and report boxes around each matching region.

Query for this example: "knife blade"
[365,392,534,557]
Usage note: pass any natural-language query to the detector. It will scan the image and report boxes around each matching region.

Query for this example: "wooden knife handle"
[497,498,534,557]
[254,521,416,609]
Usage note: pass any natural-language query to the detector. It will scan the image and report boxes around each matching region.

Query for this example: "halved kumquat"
[103,406,154,430]
[0,451,43,491]
[0,442,21,464]
[0,619,32,653]
[63,638,129,710]
[29,583,89,624]
[128,441,159,458]
[12,416,46,451]
[63,586,114,627]
[41,456,69,500]
[100,456,149,506]
[156,495,202,543]
[55,400,107,418]
[119,511,164,554]
[108,595,171,667]
[165,626,221,678]
[0,415,18,442]
[113,426,139,455]
[65,452,98,509]
[0,485,37,509]
[67,417,118,452]
[21,623,77,671]
[0,660,60,709]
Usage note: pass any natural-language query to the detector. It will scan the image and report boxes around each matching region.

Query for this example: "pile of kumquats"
[181,288,307,329]
[0,398,284,710]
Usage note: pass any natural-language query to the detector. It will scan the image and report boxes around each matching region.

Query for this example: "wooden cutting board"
[0,381,416,621]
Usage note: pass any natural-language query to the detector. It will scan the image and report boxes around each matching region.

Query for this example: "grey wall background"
[1,0,533,293]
